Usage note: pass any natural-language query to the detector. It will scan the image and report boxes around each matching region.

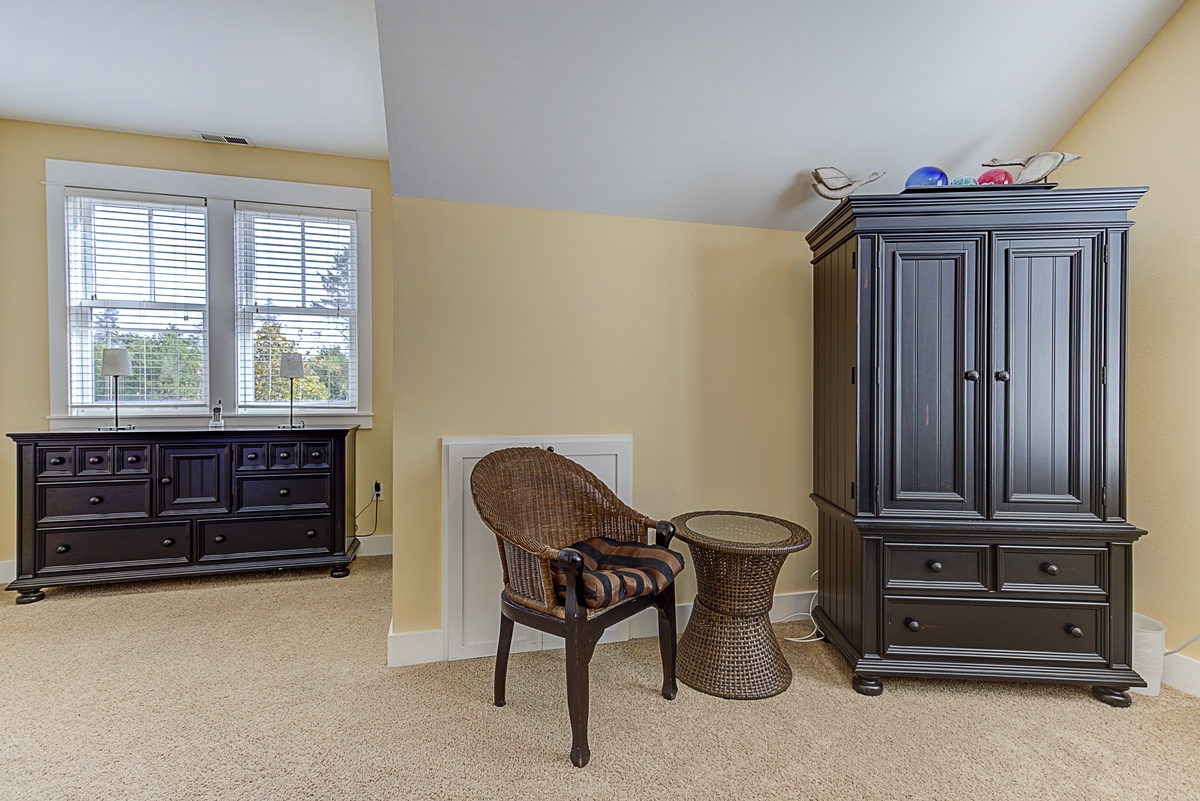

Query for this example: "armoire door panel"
[992,235,1102,521]
[878,237,986,518]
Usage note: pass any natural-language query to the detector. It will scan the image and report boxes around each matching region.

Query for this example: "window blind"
[234,204,358,410]
[65,192,208,412]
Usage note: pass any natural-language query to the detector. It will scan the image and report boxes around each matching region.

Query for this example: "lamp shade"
[100,348,133,377]
[279,353,305,378]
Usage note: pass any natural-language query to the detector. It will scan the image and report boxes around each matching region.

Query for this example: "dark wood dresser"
[6,427,358,603]
[806,186,1147,706]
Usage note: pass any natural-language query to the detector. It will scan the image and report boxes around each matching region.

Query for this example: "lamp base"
[97,425,136,431]
[277,422,306,429]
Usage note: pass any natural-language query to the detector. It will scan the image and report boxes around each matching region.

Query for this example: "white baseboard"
[355,534,392,556]
[387,619,445,667]
[388,590,817,668]
[1163,652,1200,697]
[0,560,13,583]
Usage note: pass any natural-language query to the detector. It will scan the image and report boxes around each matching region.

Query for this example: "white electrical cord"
[1164,631,1200,656]
[781,570,823,643]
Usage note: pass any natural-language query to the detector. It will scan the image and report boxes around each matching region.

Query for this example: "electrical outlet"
[372,480,383,501]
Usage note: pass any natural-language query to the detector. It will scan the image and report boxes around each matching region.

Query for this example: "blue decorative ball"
[905,166,949,187]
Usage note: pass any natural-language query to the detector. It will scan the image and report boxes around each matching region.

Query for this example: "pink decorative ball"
[978,168,1013,185]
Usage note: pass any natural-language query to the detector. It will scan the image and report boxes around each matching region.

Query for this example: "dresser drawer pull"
[88,456,103,465]
[279,488,290,497]
[163,538,175,547]
[1067,625,1084,639]
[160,477,172,485]
[56,544,70,554]
[310,451,322,459]
[89,496,103,505]
[905,618,922,632]
[1043,563,1059,576]
[49,457,66,465]
[214,535,226,543]
[927,560,943,573]
[246,452,259,461]
[126,455,140,464]
[278,452,291,460]
[306,529,318,538]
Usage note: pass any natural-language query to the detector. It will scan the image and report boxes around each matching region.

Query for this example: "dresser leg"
[15,589,45,604]
[330,566,350,578]
[1091,685,1132,708]
[852,673,884,696]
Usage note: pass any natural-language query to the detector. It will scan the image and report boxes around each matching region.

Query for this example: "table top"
[671,510,811,556]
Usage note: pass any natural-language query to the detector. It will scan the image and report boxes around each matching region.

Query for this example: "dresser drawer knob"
[279,488,290,497]
[1043,563,1059,576]
[89,496,103,505]
[928,560,943,573]
[163,538,175,547]
[279,452,291,460]
[311,451,322,459]
[56,544,70,554]
[1067,625,1084,639]
[88,456,102,464]
[126,455,140,463]
[49,457,65,465]
[214,535,226,543]
[306,529,318,538]
[160,477,172,485]
[246,452,259,461]
[905,618,922,632]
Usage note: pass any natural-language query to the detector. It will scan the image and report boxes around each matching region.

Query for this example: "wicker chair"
[470,447,682,768]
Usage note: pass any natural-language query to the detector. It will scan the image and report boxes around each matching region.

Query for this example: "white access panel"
[443,436,634,661]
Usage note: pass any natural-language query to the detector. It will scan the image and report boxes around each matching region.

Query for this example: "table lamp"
[100,348,134,430]
[278,353,305,429]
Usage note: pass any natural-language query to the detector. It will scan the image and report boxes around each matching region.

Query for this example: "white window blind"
[65,192,209,413]
[235,203,358,410]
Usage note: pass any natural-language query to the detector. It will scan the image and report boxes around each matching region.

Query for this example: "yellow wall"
[0,119,394,564]
[1054,0,1200,656]
[391,197,816,629]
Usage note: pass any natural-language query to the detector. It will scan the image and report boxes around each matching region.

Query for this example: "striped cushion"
[551,536,685,610]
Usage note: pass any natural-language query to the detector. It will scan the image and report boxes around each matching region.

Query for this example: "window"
[46,161,373,428]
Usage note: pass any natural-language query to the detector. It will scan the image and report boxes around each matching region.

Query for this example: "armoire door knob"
[964,370,980,382]
[995,370,1011,382]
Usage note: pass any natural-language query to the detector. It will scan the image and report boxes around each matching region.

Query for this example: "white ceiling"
[0,0,1184,230]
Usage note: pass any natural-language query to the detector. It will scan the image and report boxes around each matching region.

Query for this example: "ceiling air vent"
[196,131,255,147]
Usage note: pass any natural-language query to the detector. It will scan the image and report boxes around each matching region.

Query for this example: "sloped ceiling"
[0,1,1184,231]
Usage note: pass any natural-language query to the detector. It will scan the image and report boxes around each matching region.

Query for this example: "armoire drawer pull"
[1067,625,1084,639]
[88,456,102,464]
[1043,563,1059,576]
[160,477,172,485]
[50,457,66,465]
[246,452,259,460]
[927,561,943,573]
[126,455,140,463]
[278,452,291,460]
[214,535,226,543]
[906,618,922,632]
[279,488,290,497]
[311,451,322,459]
[56,544,70,554]
[89,496,103,505]
[306,529,318,538]
[163,538,175,547]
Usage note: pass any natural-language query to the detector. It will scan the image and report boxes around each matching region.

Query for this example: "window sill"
[47,412,374,431]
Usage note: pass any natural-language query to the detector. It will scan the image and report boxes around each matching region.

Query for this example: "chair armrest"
[655,520,676,547]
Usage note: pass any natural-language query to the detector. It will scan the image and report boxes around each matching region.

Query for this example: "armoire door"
[990,233,1104,521]
[877,236,986,519]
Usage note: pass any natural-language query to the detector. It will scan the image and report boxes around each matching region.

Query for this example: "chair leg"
[655,585,678,700]
[564,629,595,768]
[495,612,515,707]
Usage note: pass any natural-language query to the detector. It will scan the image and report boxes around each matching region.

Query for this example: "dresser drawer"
[77,445,114,475]
[235,474,330,513]
[883,544,989,591]
[37,447,74,478]
[998,546,1107,595]
[38,480,152,523]
[301,440,332,468]
[115,445,151,474]
[270,442,301,469]
[39,522,191,574]
[883,597,1107,664]
[198,516,331,561]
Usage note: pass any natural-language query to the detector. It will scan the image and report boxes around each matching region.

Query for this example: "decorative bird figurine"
[981,152,1081,184]
[811,166,885,200]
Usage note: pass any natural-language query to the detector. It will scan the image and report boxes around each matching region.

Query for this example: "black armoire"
[806,185,1147,706]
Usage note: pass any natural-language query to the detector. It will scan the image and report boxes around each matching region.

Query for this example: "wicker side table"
[671,510,811,699]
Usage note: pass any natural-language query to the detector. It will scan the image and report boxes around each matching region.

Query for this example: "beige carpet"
[2,556,1198,801]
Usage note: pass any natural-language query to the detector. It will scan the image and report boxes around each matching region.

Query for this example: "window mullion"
[207,198,237,414]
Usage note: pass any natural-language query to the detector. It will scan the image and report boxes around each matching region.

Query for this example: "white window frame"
[45,159,373,429]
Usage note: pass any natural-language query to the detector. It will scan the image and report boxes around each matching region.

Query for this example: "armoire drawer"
[883,597,1107,663]
[198,516,332,561]
[883,544,990,591]
[234,474,330,513]
[39,522,191,573]
[38,480,152,523]
[998,546,1107,595]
